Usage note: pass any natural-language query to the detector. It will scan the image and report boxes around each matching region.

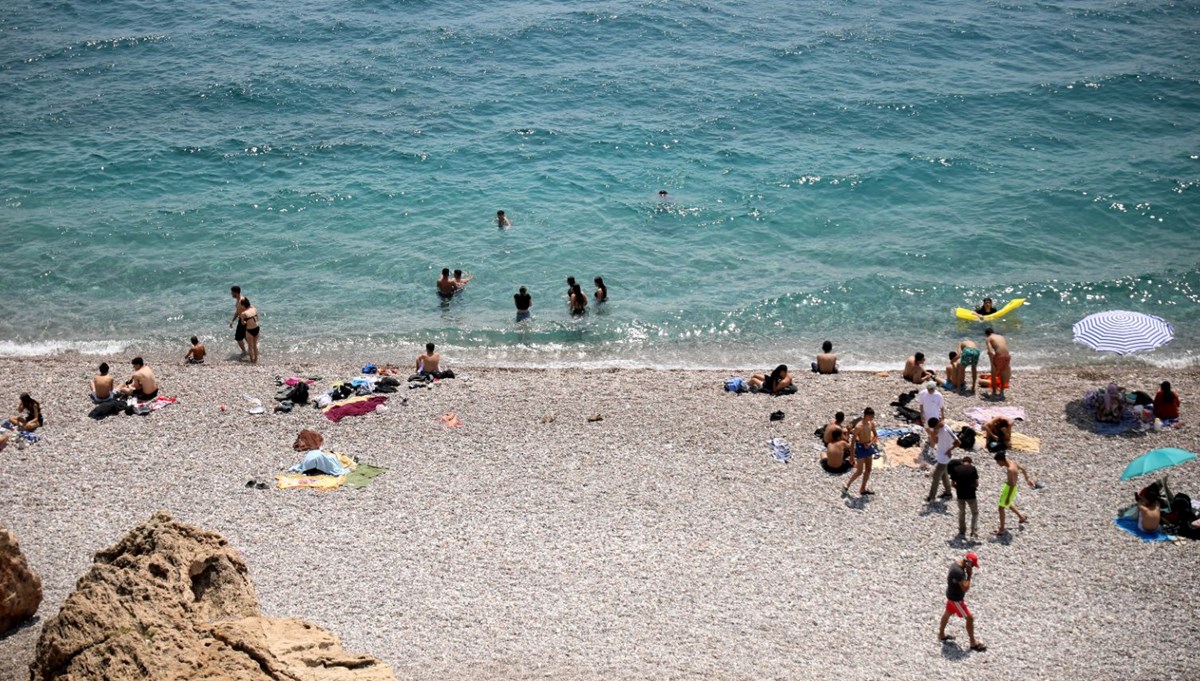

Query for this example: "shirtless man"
[824,411,848,444]
[958,340,981,393]
[994,451,1036,535]
[118,357,158,401]
[90,363,114,402]
[184,336,206,364]
[436,269,456,298]
[496,210,511,229]
[229,286,249,356]
[415,343,441,375]
[904,353,935,384]
[1137,497,1161,533]
[453,269,472,290]
[566,276,577,302]
[821,429,853,473]
[984,328,1011,398]
[945,352,962,391]
[813,340,839,374]
[844,407,880,496]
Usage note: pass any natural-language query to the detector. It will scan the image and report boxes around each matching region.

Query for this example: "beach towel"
[881,440,920,468]
[345,463,387,489]
[1114,516,1174,542]
[1008,431,1041,453]
[876,426,912,439]
[324,395,388,423]
[1095,415,1142,437]
[963,406,1026,423]
[276,473,346,490]
[769,438,791,463]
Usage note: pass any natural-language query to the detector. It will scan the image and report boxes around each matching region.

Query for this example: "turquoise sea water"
[2,0,1198,368]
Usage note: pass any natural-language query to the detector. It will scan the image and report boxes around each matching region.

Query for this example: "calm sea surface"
[2,0,1198,368]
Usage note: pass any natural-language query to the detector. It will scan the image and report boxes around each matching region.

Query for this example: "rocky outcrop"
[0,527,43,632]
[31,511,394,681]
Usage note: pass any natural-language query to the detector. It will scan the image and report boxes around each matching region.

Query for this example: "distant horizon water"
[2,0,1198,369]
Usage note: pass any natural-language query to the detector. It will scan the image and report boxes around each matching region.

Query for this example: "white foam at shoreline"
[0,339,130,357]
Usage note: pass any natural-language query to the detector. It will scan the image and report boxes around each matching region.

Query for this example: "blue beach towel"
[1095,416,1142,437]
[725,377,748,393]
[1114,516,1173,542]
[769,437,791,463]
[876,427,910,439]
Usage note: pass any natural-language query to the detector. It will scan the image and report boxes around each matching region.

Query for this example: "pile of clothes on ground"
[88,395,177,420]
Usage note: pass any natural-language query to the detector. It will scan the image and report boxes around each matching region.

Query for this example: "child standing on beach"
[844,407,879,496]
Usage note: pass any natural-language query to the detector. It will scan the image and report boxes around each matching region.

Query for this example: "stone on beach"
[0,528,42,633]
[29,511,394,681]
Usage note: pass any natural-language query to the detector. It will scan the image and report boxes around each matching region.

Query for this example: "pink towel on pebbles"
[324,395,387,422]
[963,406,1026,423]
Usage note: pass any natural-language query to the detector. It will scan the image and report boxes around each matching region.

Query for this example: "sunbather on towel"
[1137,497,1161,533]
[749,365,795,395]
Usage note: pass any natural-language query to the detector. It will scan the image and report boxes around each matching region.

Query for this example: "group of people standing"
[905,327,1010,398]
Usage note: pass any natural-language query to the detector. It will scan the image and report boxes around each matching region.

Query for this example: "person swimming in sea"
[497,210,511,229]
[974,298,996,319]
[437,268,456,298]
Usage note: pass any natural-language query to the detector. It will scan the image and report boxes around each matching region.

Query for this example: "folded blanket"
[1114,516,1173,542]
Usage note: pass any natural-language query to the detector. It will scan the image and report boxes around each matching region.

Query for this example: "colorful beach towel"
[324,395,387,422]
[276,473,346,490]
[1114,516,1174,542]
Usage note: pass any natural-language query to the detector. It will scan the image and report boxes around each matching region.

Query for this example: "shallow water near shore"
[1,0,1198,367]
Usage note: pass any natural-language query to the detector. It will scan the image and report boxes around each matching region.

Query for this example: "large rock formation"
[0,527,43,632]
[31,511,394,681]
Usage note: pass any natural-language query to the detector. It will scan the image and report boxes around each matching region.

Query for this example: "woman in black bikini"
[240,298,261,364]
[9,393,42,432]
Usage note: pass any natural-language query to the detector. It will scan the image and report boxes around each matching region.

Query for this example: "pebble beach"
[1,355,1198,680]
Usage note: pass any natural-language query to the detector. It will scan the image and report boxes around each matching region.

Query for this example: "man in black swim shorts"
[229,285,248,356]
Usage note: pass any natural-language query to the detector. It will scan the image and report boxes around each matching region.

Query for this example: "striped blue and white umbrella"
[1073,311,1175,355]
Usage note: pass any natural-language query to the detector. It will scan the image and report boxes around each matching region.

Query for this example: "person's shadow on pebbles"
[940,641,972,661]
[918,502,951,517]
[844,495,871,510]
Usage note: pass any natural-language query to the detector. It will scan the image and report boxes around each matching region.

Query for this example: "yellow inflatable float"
[955,298,1026,322]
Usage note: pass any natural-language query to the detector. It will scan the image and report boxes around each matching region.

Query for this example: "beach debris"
[440,412,462,428]
[588,413,604,422]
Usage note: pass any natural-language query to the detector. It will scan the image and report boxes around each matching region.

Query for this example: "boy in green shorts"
[994,452,1037,535]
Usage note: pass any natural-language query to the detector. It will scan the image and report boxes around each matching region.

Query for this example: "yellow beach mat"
[276,474,345,490]
[881,441,921,469]
[1009,432,1041,453]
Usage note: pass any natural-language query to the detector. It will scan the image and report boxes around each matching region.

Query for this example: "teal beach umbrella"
[1120,448,1197,481]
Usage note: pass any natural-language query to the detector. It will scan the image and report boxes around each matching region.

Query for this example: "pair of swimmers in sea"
[436,268,473,298]
[565,276,607,317]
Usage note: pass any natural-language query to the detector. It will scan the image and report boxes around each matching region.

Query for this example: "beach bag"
[897,433,920,448]
[958,427,976,450]
[725,377,748,393]
[896,391,917,407]
[895,405,922,423]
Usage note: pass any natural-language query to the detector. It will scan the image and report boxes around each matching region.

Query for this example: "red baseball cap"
[965,552,980,568]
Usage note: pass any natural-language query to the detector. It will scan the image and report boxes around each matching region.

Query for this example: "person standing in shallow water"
[593,277,607,304]
[229,286,248,357]
[569,283,587,316]
[514,286,532,322]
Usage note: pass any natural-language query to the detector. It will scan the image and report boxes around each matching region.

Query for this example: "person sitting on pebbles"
[903,352,936,384]
[5,393,43,432]
[118,357,158,402]
[749,364,795,395]
[820,428,853,473]
[90,363,115,403]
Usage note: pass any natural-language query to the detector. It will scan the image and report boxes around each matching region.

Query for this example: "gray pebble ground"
[1,355,1198,680]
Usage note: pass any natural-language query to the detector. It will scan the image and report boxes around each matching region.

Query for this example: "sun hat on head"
[965,552,980,568]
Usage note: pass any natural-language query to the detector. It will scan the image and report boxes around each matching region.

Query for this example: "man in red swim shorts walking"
[938,552,987,652]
